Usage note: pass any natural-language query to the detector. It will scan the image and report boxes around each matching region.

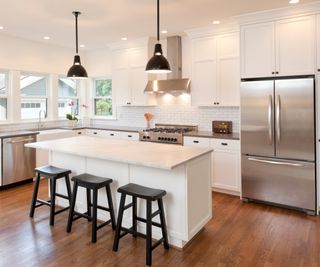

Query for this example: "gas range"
[139,124,198,145]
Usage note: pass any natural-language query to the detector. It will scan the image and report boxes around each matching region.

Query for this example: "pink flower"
[69,101,75,107]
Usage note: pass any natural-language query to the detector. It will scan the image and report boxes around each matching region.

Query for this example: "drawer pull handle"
[193,140,199,143]
[93,132,97,135]
[78,132,82,135]
[110,133,114,136]
[221,143,228,146]
[128,135,132,138]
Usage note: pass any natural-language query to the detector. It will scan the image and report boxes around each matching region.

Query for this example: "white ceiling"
[0,0,316,50]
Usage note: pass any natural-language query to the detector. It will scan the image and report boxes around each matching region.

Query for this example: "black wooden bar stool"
[29,165,72,226]
[113,183,169,266]
[66,173,116,243]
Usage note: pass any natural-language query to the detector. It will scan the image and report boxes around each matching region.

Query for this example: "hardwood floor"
[1,180,319,267]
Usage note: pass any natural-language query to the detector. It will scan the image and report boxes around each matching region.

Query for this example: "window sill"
[91,116,117,121]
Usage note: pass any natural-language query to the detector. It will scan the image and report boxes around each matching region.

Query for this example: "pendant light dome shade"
[145,0,171,74]
[146,43,171,74]
[67,11,88,79]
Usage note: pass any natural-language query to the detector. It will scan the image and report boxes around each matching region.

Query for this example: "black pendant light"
[145,0,171,74]
[67,11,88,79]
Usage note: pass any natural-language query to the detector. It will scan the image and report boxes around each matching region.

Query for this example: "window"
[94,79,113,116]
[20,73,47,119]
[58,77,79,118]
[0,72,8,121]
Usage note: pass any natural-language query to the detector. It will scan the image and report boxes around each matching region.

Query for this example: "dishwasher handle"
[7,138,35,144]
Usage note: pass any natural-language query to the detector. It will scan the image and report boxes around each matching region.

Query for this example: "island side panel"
[186,153,212,240]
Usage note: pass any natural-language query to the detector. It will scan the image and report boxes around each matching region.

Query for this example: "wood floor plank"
[0,180,320,267]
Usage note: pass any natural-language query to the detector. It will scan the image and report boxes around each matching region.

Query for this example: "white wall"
[85,48,112,77]
[0,33,79,74]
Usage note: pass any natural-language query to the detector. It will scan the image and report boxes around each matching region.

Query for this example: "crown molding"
[234,1,320,25]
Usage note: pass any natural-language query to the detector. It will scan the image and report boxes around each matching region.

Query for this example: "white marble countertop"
[26,136,213,170]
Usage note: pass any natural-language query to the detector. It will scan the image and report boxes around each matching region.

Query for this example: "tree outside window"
[94,79,112,116]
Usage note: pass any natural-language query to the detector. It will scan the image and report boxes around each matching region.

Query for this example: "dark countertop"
[0,130,39,139]
[184,131,240,140]
[62,125,145,133]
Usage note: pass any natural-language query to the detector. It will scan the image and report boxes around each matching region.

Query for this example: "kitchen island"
[26,136,212,248]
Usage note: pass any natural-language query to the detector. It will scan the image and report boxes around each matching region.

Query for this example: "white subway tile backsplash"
[93,105,240,132]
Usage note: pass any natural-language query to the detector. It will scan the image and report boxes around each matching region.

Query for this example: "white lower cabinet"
[183,136,241,195]
[84,129,138,141]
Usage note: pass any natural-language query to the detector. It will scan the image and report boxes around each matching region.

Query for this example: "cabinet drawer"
[183,136,211,148]
[211,139,240,151]
[119,132,139,141]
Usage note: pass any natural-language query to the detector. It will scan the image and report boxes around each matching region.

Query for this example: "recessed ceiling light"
[161,30,168,34]
[0,26,4,30]
[43,36,50,40]
[79,44,85,48]
[121,37,127,41]
[212,21,221,25]
[289,0,299,3]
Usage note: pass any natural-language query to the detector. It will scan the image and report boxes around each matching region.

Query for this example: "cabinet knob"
[93,132,97,135]
[217,102,220,105]
[78,132,82,135]
[276,71,279,74]
[272,72,275,74]
[128,135,132,138]
[318,69,320,72]
[193,140,199,143]
[126,102,131,105]
[110,133,114,136]
[221,142,228,146]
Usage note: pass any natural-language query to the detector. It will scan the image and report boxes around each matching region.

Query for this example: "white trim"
[185,22,239,38]
[234,1,320,25]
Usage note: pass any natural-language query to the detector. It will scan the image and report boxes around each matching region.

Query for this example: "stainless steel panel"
[275,78,315,161]
[2,135,36,185]
[241,80,274,157]
[242,155,315,211]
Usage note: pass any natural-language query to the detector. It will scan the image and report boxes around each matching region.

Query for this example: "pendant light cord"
[157,0,160,42]
[73,11,80,54]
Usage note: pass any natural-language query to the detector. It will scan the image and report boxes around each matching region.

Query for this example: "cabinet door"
[130,67,156,106]
[191,60,216,106]
[192,37,215,61]
[241,22,275,78]
[183,137,211,148]
[317,15,320,72]
[275,15,315,76]
[113,69,130,105]
[217,33,240,106]
[212,150,240,192]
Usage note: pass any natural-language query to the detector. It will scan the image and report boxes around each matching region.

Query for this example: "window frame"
[57,76,80,119]
[0,70,8,121]
[92,77,116,119]
[20,72,48,121]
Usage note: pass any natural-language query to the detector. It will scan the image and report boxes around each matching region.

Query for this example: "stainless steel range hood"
[144,36,190,94]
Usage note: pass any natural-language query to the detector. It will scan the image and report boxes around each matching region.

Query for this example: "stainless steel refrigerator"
[241,76,316,214]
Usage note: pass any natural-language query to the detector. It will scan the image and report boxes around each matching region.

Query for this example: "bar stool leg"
[92,188,98,243]
[113,193,126,251]
[158,199,169,249]
[146,200,152,266]
[105,185,116,230]
[29,172,41,218]
[66,182,78,232]
[65,174,72,206]
[49,178,57,226]
[132,196,137,238]
[86,188,92,222]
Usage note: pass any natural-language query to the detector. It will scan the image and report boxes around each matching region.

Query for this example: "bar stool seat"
[118,183,166,201]
[113,183,169,266]
[66,173,116,243]
[29,165,72,226]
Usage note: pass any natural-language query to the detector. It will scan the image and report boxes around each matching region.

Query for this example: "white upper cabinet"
[112,41,156,106]
[276,16,315,76]
[241,22,275,78]
[241,15,315,78]
[315,14,320,72]
[216,33,240,106]
[191,32,240,107]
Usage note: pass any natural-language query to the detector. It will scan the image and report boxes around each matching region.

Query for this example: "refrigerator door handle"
[247,157,303,167]
[276,94,281,144]
[268,95,273,144]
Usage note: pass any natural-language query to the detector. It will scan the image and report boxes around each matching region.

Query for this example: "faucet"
[38,109,47,130]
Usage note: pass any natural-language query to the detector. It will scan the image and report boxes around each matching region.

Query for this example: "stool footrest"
[136,216,162,228]
[55,193,70,200]
[151,209,161,218]
[54,206,70,215]
[97,205,111,212]
[36,199,51,207]
[72,211,90,220]
[123,202,133,210]
[120,227,147,239]
[152,238,164,251]
[96,219,112,230]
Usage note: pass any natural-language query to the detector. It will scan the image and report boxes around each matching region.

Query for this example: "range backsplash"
[92,105,240,132]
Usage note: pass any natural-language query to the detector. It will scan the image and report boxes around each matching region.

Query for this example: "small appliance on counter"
[212,121,232,134]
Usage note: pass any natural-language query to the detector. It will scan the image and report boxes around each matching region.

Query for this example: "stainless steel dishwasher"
[2,135,36,186]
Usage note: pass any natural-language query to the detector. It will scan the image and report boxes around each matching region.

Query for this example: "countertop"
[26,136,213,170]
[63,125,145,133]
[0,130,39,139]
[184,131,240,140]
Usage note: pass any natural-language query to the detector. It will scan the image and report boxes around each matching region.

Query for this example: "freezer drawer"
[241,155,315,212]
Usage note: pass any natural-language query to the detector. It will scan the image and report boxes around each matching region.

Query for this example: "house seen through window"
[0,72,8,121]
[58,77,79,118]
